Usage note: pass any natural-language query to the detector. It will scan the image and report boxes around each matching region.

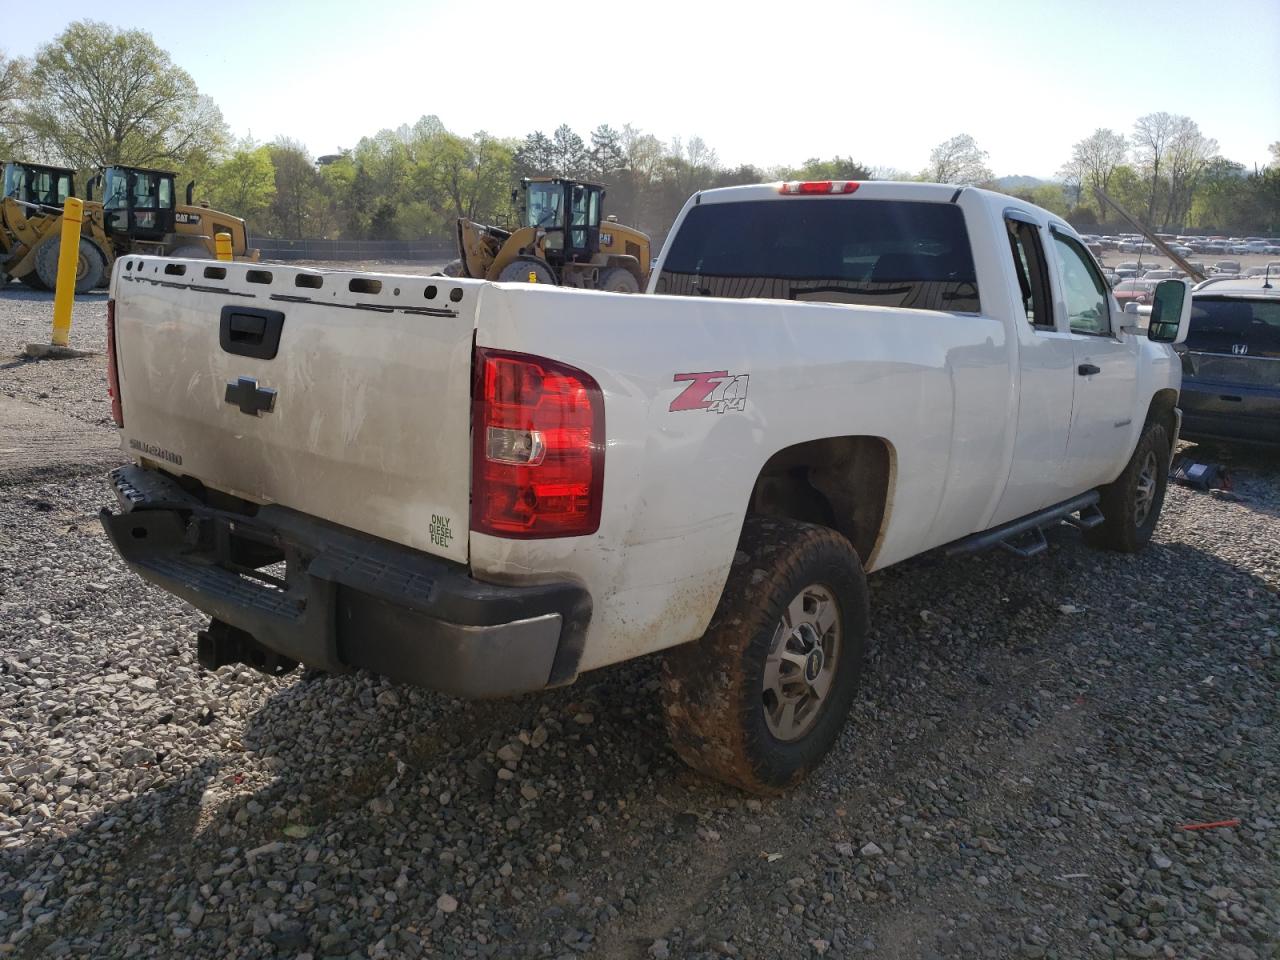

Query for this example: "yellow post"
[51,197,84,348]
[215,232,233,262]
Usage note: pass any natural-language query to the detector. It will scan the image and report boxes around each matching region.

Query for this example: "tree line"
[1,21,1276,241]
[1059,119,1279,235]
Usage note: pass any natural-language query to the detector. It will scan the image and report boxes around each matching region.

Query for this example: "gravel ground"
[1,288,1277,959]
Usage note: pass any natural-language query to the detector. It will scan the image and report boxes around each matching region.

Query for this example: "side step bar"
[944,491,1101,559]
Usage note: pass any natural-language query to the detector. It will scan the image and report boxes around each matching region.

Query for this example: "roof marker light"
[779,180,860,195]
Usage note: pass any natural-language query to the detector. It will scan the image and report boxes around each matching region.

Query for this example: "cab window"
[1052,231,1111,336]
[1005,216,1053,329]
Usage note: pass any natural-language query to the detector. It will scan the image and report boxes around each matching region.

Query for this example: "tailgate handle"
[220,306,285,360]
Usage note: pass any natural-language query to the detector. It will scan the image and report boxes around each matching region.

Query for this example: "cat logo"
[175,211,200,225]
[600,232,613,246]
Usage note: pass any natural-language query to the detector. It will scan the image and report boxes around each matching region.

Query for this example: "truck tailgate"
[111,259,477,564]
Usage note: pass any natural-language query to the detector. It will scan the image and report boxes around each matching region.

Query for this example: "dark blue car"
[1179,277,1280,445]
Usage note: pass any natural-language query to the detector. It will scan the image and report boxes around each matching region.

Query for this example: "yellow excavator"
[2,159,258,293]
[444,177,650,292]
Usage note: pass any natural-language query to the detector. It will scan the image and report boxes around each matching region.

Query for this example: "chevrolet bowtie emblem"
[224,376,277,416]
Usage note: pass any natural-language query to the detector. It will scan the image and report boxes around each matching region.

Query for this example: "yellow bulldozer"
[1,159,257,293]
[445,177,650,292]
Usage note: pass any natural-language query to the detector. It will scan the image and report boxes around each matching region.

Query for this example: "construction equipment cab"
[449,177,649,292]
[2,160,75,208]
[92,165,258,262]
[1,159,114,293]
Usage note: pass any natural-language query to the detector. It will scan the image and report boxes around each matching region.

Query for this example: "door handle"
[1078,363,1100,376]
[219,306,285,360]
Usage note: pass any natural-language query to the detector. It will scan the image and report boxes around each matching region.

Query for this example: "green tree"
[266,139,322,237]
[426,131,514,224]
[21,20,227,168]
[0,50,25,156]
[550,124,588,178]
[1131,112,1177,227]
[1162,118,1217,228]
[1008,183,1071,217]
[782,156,872,181]
[1063,128,1127,215]
[205,141,276,224]
[588,124,626,181]
[512,131,555,179]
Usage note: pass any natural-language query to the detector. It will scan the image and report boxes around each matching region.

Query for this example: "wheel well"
[1146,388,1178,441]
[747,436,893,566]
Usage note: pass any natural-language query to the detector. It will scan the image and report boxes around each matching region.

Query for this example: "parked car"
[1142,270,1177,281]
[1167,244,1193,257]
[1179,276,1280,445]
[97,181,1190,792]
[1116,261,1141,273]
[1212,260,1242,275]
[1113,279,1158,306]
[1114,269,1139,282]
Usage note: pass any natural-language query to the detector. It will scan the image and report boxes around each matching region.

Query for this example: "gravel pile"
[1,290,1277,958]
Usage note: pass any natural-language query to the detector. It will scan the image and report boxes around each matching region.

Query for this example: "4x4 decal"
[670,371,750,414]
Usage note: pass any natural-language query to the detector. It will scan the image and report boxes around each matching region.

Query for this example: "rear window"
[656,198,980,313]
[1186,296,1280,358]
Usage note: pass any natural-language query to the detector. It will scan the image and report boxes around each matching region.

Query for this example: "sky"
[5,0,1279,178]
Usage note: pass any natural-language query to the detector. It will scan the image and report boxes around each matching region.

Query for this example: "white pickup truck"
[100,180,1192,793]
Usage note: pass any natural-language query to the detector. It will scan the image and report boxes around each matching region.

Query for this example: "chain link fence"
[251,237,455,262]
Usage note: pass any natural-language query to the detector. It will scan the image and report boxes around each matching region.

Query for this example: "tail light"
[779,180,860,195]
[106,299,123,427]
[472,348,604,538]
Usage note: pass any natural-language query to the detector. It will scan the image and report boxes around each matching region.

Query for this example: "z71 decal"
[670,371,750,414]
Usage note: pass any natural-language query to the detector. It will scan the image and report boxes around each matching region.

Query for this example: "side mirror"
[1147,280,1192,344]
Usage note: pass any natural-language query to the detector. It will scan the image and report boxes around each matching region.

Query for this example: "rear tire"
[1086,421,1169,553]
[661,518,868,794]
[496,256,556,285]
[35,237,106,293]
[596,266,640,293]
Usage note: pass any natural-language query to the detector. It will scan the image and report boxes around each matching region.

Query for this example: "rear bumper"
[100,465,591,697]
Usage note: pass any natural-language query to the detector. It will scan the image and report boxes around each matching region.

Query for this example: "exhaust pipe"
[185,180,195,205]
[86,174,101,202]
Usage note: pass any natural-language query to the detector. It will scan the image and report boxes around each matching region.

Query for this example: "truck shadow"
[4,517,1277,957]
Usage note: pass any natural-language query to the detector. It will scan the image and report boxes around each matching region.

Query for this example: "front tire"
[596,266,640,293]
[169,244,212,259]
[35,237,106,293]
[661,518,869,794]
[1087,421,1169,553]
[496,256,556,285]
